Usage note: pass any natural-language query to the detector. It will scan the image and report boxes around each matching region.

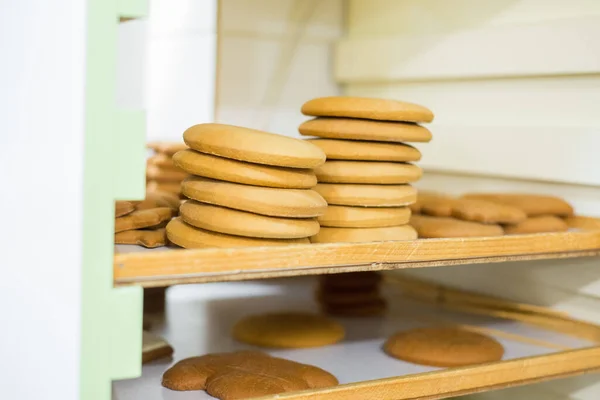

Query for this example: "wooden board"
[114,230,600,287]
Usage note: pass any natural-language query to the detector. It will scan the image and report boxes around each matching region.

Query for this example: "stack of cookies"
[146,142,190,197]
[299,96,434,244]
[317,272,386,317]
[166,123,328,248]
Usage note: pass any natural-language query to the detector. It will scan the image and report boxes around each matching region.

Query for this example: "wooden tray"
[113,277,600,400]
[114,229,600,287]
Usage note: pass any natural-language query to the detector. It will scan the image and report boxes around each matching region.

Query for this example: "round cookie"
[232,312,345,348]
[315,183,417,207]
[180,201,320,239]
[410,215,504,238]
[315,161,422,184]
[305,139,421,162]
[146,165,189,182]
[173,149,317,189]
[299,118,432,143]
[384,327,505,367]
[182,177,327,218]
[166,218,310,248]
[311,225,417,243]
[301,96,434,123]
[183,123,326,168]
[318,205,411,228]
[504,215,569,234]
[461,193,574,217]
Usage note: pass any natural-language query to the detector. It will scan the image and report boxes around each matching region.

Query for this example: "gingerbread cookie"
[181,177,327,218]
[311,225,417,243]
[146,165,189,182]
[114,207,173,233]
[301,96,434,123]
[410,215,503,238]
[180,201,319,239]
[452,198,527,224]
[147,141,187,156]
[233,312,345,348]
[115,201,135,217]
[504,216,569,234]
[315,183,417,207]
[384,327,504,367]
[299,118,432,143]
[318,205,411,228]
[173,149,317,189]
[315,161,422,184]
[114,228,167,248]
[462,193,574,217]
[305,139,421,162]
[166,218,310,248]
[183,123,326,168]
[136,191,181,212]
[412,192,456,217]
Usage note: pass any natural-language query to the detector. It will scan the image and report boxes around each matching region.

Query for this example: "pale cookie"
[565,216,600,231]
[311,225,417,243]
[166,218,310,249]
[305,138,421,162]
[173,149,317,189]
[315,161,422,184]
[147,141,187,156]
[146,180,182,195]
[146,165,189,182]
[115,201,135,217]
[410,215,503,238]
[180,201,319,239]
[384,326,504,367]
[318,205,411,228]
[115,208,173,233]
[301,96,434,123]
[504,216,569,234]
[162,351,338,398]
[315,183,417,207]
[299,117,432,143]
[181,177,327,218]
[411,191,456,216]
[114,228,167,248]
[183,123,326,168]
[136,191,181,212]
[147,153,178,169]
[462,193,574,217]
[233,312,345,348]
[452,198,527,224]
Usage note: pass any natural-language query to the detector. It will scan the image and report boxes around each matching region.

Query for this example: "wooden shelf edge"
[114,230,600,286]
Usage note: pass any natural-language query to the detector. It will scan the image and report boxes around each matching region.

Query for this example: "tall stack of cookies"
[146,142,190,197]
[317,272,386,317]
[298,96,434,244]
[166,123,328,248]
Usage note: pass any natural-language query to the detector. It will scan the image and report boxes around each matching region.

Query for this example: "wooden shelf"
[114,230,600,287]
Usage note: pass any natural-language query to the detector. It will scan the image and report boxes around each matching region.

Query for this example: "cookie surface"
[233,312,345,348]
[315,183,417,207]
[114,228,167,248]
[311,225,417,243]
[412,192,457,216]
[299,117,432,143]
[115,200,135,217]
[181,177,327,218]
[136,190,181,212]
[147,141,187,155]
[565,216,600,231]
[173,149,317,189]
[461,193,574,217]
[384,327,504,367]
[452,198,527,224]
[183,123,326,168]
[180,201,319,239]
[146,165,189,182]
[318,205,411,228]
[305,139,421,162]
[410,215,504,238]
[114,208,173,233]
[504,216,569,234]
[301,96,434,123]
[315,161,422,184]
[166,218,310,248]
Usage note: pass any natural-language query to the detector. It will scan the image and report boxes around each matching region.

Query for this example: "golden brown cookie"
[311,225,417,243]
[166,218,310,248]
[146,165,189,182]
[452,198,527,224]
[162,351,338,397]
[114,228,167,248]
[233,312,345,348]
[299,117,432,143]
[173,149,317,189]
[323,299,387,317]
[147,153,178,169]
[181,177,327,218]
[305,138,421,162]
[114,208,173,233]
[183,123,326,168]
[461,193,574,217]
[115,201,136,217]
[412,192,456,216]
[147,141,187,156]
[565,216,600,231]
[315,161,422,184]
[301,96,434,123]
[318,205,411,228]
[384,327,504,367]
[410,215,504,238]
[315,183,417,207]
[180,201,319,239]
[136,191,181,212]
[504,216,569,234]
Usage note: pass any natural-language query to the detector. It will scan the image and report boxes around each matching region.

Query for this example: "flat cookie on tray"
[305,139,421,162]
[315,183,417,207]
[315,161,422,184]
[462,193,574,217]
[318,205,411,228]
[114,207,173,233]
[114,228,167,248]
[504,215,569,234]
[410,215,504,238]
